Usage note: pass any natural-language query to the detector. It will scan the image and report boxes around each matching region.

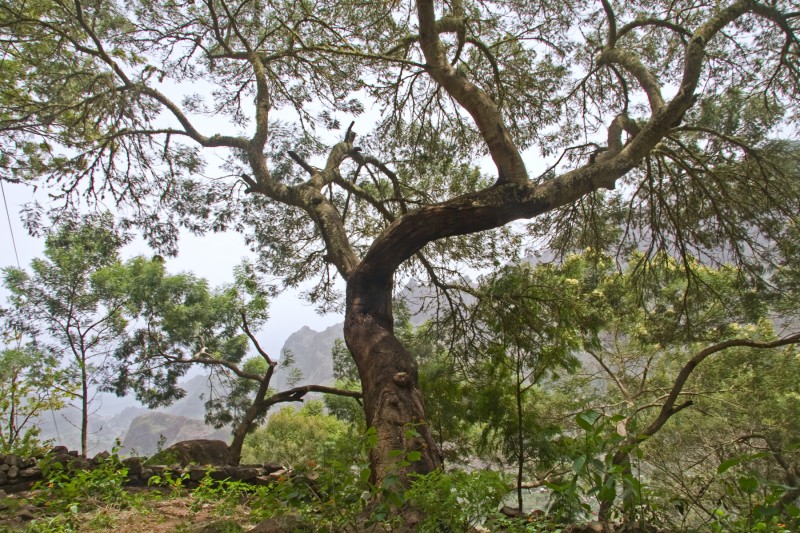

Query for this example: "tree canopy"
[2,0,800,483]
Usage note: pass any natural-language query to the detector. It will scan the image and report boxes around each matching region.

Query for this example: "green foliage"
[34,445,132,515]
[547,410,635,523]
[191,470,258,517]
[2,213,129,455]
[404,470,510,532]
[711,458,800,533]
[0,337,69,455]
[242,400,355,468]
[107,256,279,458]
[248,426,385,530]
[147,468,190,497]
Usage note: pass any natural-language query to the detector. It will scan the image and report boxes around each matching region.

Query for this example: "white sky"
[0,180,344,360]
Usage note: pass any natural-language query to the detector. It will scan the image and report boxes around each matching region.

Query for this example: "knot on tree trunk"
[393,371,412,387]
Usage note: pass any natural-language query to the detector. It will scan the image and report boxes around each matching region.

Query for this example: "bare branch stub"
[287,150,316,176]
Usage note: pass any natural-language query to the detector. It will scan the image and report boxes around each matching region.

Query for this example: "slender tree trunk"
[81,361,88,457]
[516,367,525,513]
[344,272,441,485]
[598,449,632,521]
[228,372,273,465]
[8,371,18,450]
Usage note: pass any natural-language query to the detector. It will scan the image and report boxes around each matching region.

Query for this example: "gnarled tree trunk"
[344,271,441,483]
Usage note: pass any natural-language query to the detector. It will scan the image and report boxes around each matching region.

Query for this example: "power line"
[0,181,21,268]
[1,0,26,269]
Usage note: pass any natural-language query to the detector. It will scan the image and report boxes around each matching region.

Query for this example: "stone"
[19,467,41,479]
[3,481,35,493]
[123,457,144,477]
[92,451,110,464]
[252,475,273,487]
[7,466,18,479]
[66,457,92,471]
[148,465,167,475]
[232,467,259,482]
[49,446,68,455]
[268,468,288,481]
[209,466,236,481]
[187,464,207,482]
[0,472,6,485]
[16,508,36,521]
[262,462,283,474]
[160,439,231,466]
[499,505,526,519]
[4,455,19,467]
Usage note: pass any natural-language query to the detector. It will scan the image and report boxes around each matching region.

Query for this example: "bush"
[242,400,356,467]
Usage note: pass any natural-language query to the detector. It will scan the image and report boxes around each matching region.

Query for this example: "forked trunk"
[344,272,441,484]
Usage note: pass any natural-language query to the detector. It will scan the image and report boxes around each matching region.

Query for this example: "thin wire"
[1,0,26,269]
[1,0,62,444]
[0,181,21,268]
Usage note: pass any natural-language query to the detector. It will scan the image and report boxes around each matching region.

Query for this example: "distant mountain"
[163,374,217,420]
[272,323,343,390]
[121,412,229,456]
[269,282,438,391]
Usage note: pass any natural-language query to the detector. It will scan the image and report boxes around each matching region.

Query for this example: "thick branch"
[268,384,362,404]
[598,48,664,113]
[416,0,527,184]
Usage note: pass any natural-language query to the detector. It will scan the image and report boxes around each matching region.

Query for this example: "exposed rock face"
[121,412,229,456]
[272,324,343,390]
[160,439,231,466]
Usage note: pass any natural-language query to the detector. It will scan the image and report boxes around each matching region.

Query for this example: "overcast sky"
[0,180,344,360]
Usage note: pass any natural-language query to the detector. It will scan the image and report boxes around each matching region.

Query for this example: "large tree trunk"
[344,272,441,484]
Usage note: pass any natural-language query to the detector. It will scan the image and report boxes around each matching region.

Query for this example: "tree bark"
[81,361,88,457]
[344,271,441,484]
[228,369,273,466]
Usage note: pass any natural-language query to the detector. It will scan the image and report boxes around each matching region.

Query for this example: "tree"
[2,0,799,483]
[0,331,72,455]
[520,252,800,525]
[112,257,361,464]
[1,214,128,456]
[241,400,353,468]
[444,258,604,512]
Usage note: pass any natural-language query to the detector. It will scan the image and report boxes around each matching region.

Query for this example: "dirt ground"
[0,487,256,532]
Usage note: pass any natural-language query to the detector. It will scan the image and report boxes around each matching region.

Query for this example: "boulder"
[160,439,231,466]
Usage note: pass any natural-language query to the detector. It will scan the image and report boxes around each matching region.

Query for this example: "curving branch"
[416,0,528,185]
[269,384,362,404]
[597,48,664,114]
[617,18,692,40]
[639,333,800,441]
[598,332,800,519]
[600,0,618,46]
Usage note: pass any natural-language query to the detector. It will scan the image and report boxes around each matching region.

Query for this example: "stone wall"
[0,444,287,494]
